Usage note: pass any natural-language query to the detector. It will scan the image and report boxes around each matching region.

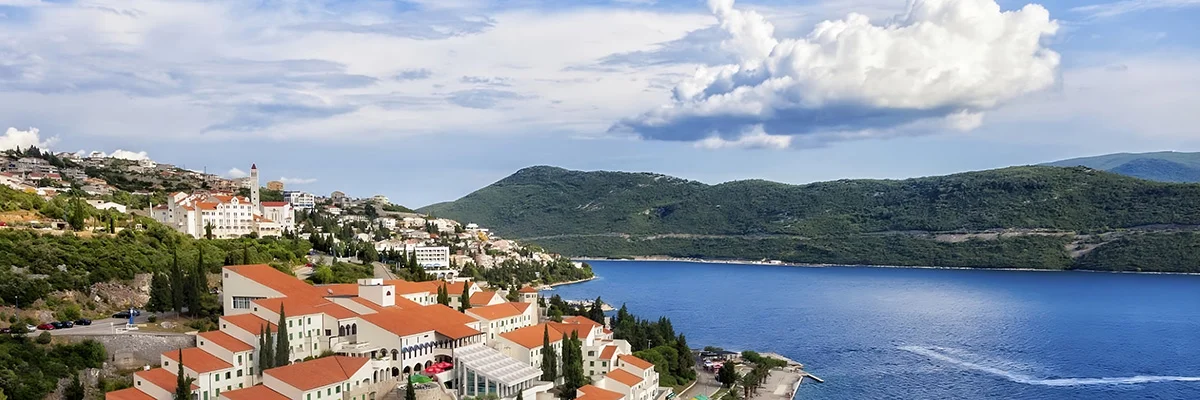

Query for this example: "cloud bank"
[227,168,248,179]
[613,0,1061,149]
[0,127,57,151]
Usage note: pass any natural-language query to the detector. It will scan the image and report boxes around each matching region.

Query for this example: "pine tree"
[675,334,696,380]
[587,297,604,323]
[405,375,417,400]
[170,245,185,314]
[146,273,173,312]
[275,305,290,367]
[541,326,558,382]
[175,349,194,400]
[187,246,206,317]
[561,331,587,399]
[459,283,471,312]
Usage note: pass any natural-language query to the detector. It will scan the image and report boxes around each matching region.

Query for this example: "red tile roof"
[499,323,562,349]
[225,264,317,298]
[606,368,643,387]
[261,201,288,207]
[135,368,199,392]
[220,385,290,400]
[266,356,370,391]
[619,355,654,371]
[360,304,481,339]
[198,330,254,353]
[467,302,530,321]
[599,345,618,360]
[518,286,539,293]
[221,314,277,334]
[105,387,155,400]
[253,296,357,319]
[162,347,233,374]
[469,291,502,306]
[577,385,625,400]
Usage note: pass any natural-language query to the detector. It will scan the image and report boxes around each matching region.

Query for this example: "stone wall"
[57,334,196,370]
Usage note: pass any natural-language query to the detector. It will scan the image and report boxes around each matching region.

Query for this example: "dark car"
[50,322,64,329]
[36,323,54,330]
[60,321,74,328]
[112,311,131,319]
[0,327,10,334]
[74,318,92,326]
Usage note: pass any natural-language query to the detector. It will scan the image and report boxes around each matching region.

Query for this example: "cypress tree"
[257,326,267,375]
[675,334,696,380]
[275,305,290,367]
[588,297,604,323]
[243,243,250,264]
[188,246,206,316]
[405,375,417,400]
[459,283,471,312]
[262,325,275,370]
[540,326,558,382]
[170,245,184,314]
[146,273,173,312]
[174,349,194,400]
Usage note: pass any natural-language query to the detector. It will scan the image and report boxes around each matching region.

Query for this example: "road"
[373,261,398,280]
[681,366,722,400]
[45,313,155,336]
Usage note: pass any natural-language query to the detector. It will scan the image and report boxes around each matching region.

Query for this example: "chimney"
[357,279,394,308]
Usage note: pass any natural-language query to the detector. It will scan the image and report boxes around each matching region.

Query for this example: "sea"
[547,260,1200,399]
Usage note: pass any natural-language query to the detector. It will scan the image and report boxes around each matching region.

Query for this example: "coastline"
[539,276,597,289]
[572,256,1200,276]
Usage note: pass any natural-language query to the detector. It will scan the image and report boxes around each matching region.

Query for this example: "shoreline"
[538,276,597,289]
[572,256,1200,276]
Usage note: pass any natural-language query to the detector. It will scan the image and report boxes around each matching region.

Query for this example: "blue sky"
[1,0,1198,207]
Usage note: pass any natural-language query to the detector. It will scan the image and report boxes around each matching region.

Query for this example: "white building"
[283,191,315,210]
[86,200,127,213]
[150,164,295,238]
[371,194,389,205]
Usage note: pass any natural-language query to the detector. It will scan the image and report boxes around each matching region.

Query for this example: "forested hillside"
[422,166,1200,272]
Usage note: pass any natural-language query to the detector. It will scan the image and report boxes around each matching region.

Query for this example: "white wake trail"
[900,346,1200,387]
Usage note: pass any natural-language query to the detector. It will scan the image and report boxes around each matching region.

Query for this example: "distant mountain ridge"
[1043,151,1200,182]
[421,165,1200,273]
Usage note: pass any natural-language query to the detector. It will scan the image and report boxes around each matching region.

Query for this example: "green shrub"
[36,331,52,344]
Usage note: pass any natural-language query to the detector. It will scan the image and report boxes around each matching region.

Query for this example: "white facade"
[283,191,316,210]
[150,164,295,239]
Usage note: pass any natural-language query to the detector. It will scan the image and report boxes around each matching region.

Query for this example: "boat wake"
[900,346,1200,387]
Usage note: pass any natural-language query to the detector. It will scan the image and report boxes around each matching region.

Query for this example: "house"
[152,165,294,238]
[86,200,127,213]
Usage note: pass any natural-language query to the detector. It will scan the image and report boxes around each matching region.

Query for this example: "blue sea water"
[548,260,1200,399]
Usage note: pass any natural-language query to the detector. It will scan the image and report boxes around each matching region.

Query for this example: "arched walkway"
[392,367,400,377]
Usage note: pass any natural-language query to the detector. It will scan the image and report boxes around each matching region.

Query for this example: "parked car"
[50,322,64,329]
[74,318,92,326]
[60,321,74,328]
[25,324,36,331]
[36,323,54,330]
[112,311,131,319]
[0,327,10,334]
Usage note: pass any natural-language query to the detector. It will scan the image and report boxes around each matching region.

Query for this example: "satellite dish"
[327,289,334,295]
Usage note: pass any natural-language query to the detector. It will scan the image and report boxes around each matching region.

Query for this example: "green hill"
[1044,151,1200,182]
[421,165,1200,273]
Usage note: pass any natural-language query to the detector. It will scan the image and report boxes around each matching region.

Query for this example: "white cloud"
[0,1,713,143]
[695,125,791,149]
[227,168,248,178]
[279,177,317,185]
[1072,0,1200,18]
[615,0,1061,148]
[107,149,151,161]
[0,127,57,151]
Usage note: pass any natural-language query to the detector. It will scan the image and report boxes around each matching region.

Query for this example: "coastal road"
[681,367,722,400]
[373,261,398,280]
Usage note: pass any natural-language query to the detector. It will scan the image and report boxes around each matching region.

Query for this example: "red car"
[36,323,55,330]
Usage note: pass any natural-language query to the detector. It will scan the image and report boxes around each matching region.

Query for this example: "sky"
[0,0,1198,207]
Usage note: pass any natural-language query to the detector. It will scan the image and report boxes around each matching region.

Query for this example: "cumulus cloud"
[107,149,151,161]
[227,168,248,178]
[279,177,317,185]
[613,0,1061,148]
[695,125,791,150]
[0,127,57,151]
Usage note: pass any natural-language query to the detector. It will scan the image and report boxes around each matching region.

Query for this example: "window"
[336,387,341,394]
[249,367,254,375]
[289,320,293,327]
[237,355,242,364]
[215,374,220,382]
[237,370,243,377]
[225,372,231,379]
[590,361,594,367]
[318,391,322,398]
[307,394,312,400]
[313,344,318,350]
[308,317,312,324]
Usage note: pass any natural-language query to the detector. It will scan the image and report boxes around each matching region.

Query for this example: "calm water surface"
[548,260,1200,399]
